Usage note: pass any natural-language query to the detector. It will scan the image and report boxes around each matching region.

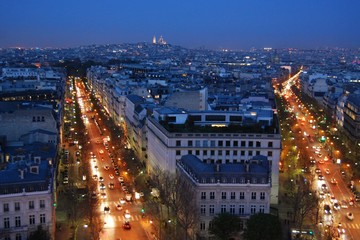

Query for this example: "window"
[203,140,208,147]
[200,222,205,231]
[256,151,260,155]
[15,216,21,227]
[29,201,34,209]
[3,203,9,212]
[221,205,226,213]
[226,141,231,147]
[239,205,245,215]
[188,150,192,155]
[201,192,206,200]
[248,141,253,147]
[4,217,10,228]
[15,234,22,240]
[221,192,227,200]
[41,116,45,122]
[230,205,235,214]
[248,150,253,156]
[218,141,223,147]
[241,150,245,156]
[29,215,35,225]
[210,192,215,200]
[251,192,256,200]
[259,205,265,213]
[226,150,230,156]
[239,192,245,199]
[203,150,207,156]
[40,200,45,209]
[250,205,256,214]
[260,192,265,200]
[230,192,235,199]
[218,150,222,156]
[209,205,215,215]
[233,150,237,156]
[200,205,206,215]
[210,140,216,147]
[268,142,273,147]
[40,214,46,224]
[256,141,261,147]
[234,141,238,147]
[195,150,200,155]
[176,140,181,146]
[33,116,36,122]
[210,150,215,156]
[268,151,273,157]
[188,140,193,147]
[195,140,201,147]
[176,150,181,156]
[15,202,20,211]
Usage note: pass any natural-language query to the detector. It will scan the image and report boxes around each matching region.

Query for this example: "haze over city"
[1,0,360,50]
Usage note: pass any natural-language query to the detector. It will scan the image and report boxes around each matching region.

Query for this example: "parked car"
[347,212,354,220]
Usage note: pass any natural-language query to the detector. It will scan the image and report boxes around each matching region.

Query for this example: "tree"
[208,212,241,240]
[288,179,318,230]
[242,213,282,240]
[28,225,51,240]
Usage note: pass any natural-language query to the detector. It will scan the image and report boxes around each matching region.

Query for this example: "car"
[319,191,325,199]
[116,204,123,211]
[115,170,120,176]
[108,183,115,189]
[123,221,131,230]
[318,175,324,180]
[76,151,80,156]
[99,150,104,154]
[325,169,330,175]
[315,168,321,174]
[118,177,124,183]
[330,195,336,203]
[321,184,328,192]
[331,178,338,185]
[333,202,340,211]
[109,174,114,179]
[324,204,331,214]
[104,206,110,214]
[91,191,98,199]
[104,165,110,170]
[349,198,355,206]
[346,212,354,220]
[99,183,106,190]
[119,198,125,205]
[341,200,349,209]
[318,159,325,164]
[100,192,107,199]
[124,209,131,219]
[99,176,104,182]
[94,165,99,170]
[122,186,128,192]
[92,175,98,180]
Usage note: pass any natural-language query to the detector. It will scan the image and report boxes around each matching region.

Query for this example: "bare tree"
[150,167,199,240]
[288,179,318,232]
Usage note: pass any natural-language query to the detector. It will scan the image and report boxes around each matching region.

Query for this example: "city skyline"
[1,0,359,50]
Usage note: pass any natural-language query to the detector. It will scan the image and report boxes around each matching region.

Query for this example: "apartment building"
[146,107,281,204]
[177,154,271,239]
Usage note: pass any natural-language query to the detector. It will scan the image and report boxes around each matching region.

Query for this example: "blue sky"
[0,0,359,50]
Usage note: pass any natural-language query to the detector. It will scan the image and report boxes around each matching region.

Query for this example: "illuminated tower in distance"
[152,35,157,44]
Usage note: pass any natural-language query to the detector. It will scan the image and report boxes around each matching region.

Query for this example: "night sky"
[1,0,359,50]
